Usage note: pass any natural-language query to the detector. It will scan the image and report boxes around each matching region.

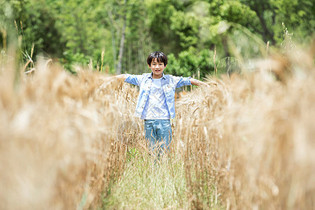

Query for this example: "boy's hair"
[147,51,168,66]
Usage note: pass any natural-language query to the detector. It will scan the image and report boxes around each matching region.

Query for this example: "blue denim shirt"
[125,73,191,119]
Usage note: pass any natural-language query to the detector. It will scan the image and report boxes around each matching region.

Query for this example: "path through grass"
[102,150,187,209]
[102,148,223,209]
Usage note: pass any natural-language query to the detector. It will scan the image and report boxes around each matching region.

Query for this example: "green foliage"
[0,1,14,48]
[146,1,180,54]
[272,0,315,43]
[1,0,313,75]
[219,1,258,28]
[170,11,200,49]
[11,0,65,59]
[167,48,215,78]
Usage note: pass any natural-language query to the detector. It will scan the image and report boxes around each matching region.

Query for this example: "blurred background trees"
[1,0,314,77]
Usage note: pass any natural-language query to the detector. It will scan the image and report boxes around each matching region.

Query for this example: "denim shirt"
[125,73,191,119]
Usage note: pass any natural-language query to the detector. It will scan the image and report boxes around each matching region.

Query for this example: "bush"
[167,48,216,79]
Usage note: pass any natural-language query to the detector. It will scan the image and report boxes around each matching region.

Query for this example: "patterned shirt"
[125,73,191,119]
[142,78,169,119]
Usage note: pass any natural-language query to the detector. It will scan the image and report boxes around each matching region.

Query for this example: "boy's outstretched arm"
[190,78,209,87]
[114,74,128,81]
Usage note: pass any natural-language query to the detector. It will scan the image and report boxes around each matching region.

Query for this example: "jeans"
[144,119,172,155]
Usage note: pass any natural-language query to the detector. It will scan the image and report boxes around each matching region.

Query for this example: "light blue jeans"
[144,119,172,155]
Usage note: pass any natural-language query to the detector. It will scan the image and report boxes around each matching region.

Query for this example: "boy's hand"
[115,74,128,80]
[99,74,127,89]
[190,78,209,87]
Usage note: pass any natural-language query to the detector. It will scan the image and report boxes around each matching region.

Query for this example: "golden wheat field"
[0,43,314,209]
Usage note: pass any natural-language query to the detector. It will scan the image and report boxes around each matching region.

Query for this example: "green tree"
[271,0,315,43]
[10,0,65,59]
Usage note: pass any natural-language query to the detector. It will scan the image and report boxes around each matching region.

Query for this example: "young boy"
[116,51,208,154]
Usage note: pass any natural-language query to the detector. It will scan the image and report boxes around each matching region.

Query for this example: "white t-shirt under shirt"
[142,78,170,119]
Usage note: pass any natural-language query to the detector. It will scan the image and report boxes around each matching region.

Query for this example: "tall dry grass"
[1,41,314,209]
[174,42,315,209]
[0,57,141,209]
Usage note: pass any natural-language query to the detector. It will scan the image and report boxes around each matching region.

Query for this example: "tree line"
[1,0,314,77]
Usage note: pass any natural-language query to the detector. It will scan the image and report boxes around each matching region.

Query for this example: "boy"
[116,51,208,154]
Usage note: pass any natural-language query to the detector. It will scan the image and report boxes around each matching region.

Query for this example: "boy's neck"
[152,73,163,79]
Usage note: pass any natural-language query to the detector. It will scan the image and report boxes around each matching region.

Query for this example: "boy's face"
[149,58,166,79]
